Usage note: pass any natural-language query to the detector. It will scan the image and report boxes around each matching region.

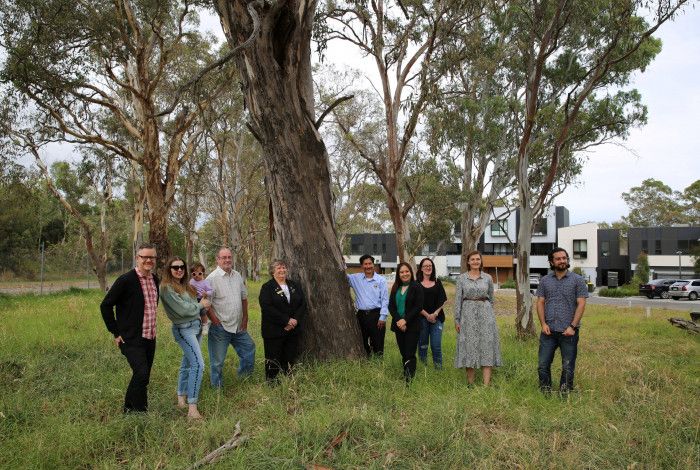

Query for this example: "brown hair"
[416,257,436,282]
[161,256,196,296]
[391,262,415,297]
[191,262,206,274]
[466,250,483,271]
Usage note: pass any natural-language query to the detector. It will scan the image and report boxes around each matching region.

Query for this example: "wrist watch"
[569,323,578,330]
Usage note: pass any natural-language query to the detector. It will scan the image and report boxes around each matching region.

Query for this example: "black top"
[100,269,160,341]
[258,278,307,339]
[419,279,448,323]
[388,281,424,333]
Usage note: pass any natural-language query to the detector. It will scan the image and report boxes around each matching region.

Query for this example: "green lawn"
[0,285,698,468]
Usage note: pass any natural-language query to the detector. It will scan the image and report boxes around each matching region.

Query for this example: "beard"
[552,262,568,272]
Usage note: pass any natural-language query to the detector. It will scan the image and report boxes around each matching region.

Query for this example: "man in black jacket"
[100,243,160,412]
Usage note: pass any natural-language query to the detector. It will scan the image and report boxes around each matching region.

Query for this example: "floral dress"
[454,272,502,369]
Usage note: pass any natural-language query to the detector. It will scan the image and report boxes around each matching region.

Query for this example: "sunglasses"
[138,255,157,260]
[170,265,186,271]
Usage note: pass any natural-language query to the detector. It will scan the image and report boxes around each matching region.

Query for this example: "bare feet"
[177,395,187,408]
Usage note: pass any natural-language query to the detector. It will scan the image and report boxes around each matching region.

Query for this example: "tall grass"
[0,285,698,468]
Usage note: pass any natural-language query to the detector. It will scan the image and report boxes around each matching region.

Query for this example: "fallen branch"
[187,421,247,469]
[668,318,700,333]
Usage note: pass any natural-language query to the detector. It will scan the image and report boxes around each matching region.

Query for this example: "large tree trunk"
[386,191,410,263]
[515,204,536,338]
[215,0,363,360]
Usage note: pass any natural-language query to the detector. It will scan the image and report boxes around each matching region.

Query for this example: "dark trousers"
[119,337,156,412]
[356,309,385,357]
[394,329,419,381]
[263,335,300,382]
[538,330,579,392]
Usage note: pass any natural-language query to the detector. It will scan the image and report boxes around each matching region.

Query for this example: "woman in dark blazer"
[389,262,424,382]
[258,259,307,382]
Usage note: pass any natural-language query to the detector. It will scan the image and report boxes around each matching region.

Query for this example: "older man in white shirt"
[206,247,256,387]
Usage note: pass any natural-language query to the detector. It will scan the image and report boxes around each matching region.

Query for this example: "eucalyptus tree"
[0,0,234,266]
[621,178,689,227]
[319,0,480,263]
[315,67,390,246]
[505,0,689,336]
[212,0,364,359]
[426,9,517,269]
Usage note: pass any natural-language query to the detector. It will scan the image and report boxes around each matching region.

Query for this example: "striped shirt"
[207,266,248,333]
[536,271,588,332]
[136,269,158,339]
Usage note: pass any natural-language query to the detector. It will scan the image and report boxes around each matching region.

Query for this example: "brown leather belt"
[462,297,489,302]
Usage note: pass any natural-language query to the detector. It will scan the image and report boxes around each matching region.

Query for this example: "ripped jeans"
[418,317,443,368]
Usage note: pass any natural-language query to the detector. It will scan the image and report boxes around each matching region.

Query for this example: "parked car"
[529,274,541,294]
[638,278,682,299]
[669,279,700,301]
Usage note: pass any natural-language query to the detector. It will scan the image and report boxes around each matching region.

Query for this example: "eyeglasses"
[138,255,157,260]
[170,265,186,271]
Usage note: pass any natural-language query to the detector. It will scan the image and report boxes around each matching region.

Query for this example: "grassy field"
[0,283,698,469]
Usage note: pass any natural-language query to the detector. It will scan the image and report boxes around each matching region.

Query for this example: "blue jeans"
[172,319,205,404]
[208,323,256,387]
[418,317,443,367]
[538,330,579,392]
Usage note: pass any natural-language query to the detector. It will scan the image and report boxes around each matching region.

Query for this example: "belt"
[462,297,489,302]
[357,308,381,314]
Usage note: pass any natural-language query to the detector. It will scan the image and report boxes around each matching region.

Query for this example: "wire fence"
[0,244,133,295]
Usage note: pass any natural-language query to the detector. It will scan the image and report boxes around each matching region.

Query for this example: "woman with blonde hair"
[454,250,502,385]
[160,256,210,419]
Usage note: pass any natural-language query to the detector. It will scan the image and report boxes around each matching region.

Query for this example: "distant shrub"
[599,283,638,297]
[500,279,516,289]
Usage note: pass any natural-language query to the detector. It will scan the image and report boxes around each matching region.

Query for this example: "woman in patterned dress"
[454,250,502,385]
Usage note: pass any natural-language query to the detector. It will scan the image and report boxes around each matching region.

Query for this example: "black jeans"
[356,309,385,357]
[538,330,579,392]
[263,335,300,382]
[394,329,419,381]
[119,336,156,412]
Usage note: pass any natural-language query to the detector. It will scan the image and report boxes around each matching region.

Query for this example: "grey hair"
[268,259,287,276]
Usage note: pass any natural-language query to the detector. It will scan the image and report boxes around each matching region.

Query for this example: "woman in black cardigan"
[258,259,307,382]
[389,262,424,382]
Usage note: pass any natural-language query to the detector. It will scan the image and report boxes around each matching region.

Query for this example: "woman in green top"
[160,256,211,420]
[388,262,424,381]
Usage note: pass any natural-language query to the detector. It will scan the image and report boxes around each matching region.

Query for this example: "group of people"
[344,247,588,390]
[100,245,258,419]
[347,251,503,384]
[100,243,587,416]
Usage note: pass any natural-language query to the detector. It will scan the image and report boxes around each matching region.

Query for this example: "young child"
[189,263,212,335]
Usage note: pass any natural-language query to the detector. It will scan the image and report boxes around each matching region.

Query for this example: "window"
[600,241,610,257]
[655,240,661,255]
[641,240,648,252]
[490,219,508,237]
[351,241,363,255]
[532,218,548,236]
[573,239,588,259]
[493,243,511,255]
[531,243,552,256]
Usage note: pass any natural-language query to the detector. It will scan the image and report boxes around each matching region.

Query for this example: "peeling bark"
[215,0,363,359]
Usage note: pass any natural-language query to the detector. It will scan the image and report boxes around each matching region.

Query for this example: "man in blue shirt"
[536,247,588,394]
[347,254,389,357]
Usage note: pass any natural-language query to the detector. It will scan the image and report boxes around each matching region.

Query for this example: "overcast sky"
[170,6,700,226]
